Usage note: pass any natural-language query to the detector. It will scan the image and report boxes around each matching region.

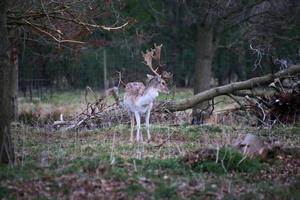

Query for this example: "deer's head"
[146,74,169,94]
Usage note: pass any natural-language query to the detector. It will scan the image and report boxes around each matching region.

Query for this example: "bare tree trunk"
[10,47,18,121]
[236,45,247,81]
[193,25,218,123]
[0,0,15,164]
[163,64,300,112]
[103,49,108,90]
[166,0,180,81]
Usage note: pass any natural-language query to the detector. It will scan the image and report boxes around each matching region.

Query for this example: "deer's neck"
[137,86,158,106]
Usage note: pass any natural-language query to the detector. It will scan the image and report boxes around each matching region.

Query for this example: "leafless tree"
[179,0,299,123]
[0,0,129,164]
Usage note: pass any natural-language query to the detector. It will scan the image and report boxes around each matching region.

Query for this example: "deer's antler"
[142,47,160,76]
[161,71,173,80]
[152,44,163,68]
[142,43,173,80]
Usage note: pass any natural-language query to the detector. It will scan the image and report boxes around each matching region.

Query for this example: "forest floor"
[1,89,300,199]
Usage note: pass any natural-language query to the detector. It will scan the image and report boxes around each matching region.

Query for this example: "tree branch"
[164,64,300,112]
[221,0,266,22]
[22,19,85,44]
[8,7,130,32]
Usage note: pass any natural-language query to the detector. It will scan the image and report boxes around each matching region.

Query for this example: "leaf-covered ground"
[1,124,300,199]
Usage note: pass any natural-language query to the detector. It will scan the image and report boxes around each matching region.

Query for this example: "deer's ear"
[146,74,154,80]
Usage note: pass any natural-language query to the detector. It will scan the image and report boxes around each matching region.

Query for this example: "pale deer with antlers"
[124,44,172,142]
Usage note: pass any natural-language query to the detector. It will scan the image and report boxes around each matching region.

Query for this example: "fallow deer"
[124,44,172,142]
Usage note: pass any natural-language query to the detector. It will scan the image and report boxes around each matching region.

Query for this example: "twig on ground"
[154,131,175,148]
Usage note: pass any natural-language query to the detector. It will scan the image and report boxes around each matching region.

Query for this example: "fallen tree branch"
[232,88,277,98]
[164,64,300,112]
[154,131,175,148]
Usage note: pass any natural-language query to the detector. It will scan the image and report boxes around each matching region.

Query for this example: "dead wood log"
[232,88,277,98]
[164,64,300,112]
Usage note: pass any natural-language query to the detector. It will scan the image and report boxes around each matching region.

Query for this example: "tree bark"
[193,25,218,123]
[194,27,215,94]
[0,0,15,164]
[163,64,300,112]
[10,47,18,121]
[166,0,180,82]
[103,48,108,90]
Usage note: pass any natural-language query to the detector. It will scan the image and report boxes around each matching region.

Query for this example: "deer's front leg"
[130,113,135,142]
[134,111,143,142]
[145,103,153,141]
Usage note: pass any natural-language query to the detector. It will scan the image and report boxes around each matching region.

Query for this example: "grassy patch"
[265,186,300,199]
[190,148,261,174]
[2,122,299,199]
[0,186,17,199]
[124,183,146,198]
[180,124,223,134]
[10,89,300,199]
[0,162,45,180]
[141,158,190,176]
[154,183,179,199]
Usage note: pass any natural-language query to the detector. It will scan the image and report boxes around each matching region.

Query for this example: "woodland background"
[0,0,300,199]
[16,0,299,90]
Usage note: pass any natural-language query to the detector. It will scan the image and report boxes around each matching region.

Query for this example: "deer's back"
[124,82,145,98]
[124,82,149,113]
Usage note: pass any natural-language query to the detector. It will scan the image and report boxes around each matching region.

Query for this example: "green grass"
[19,88,195,106]
[19,89,95,105]
[0,162,42,179]
[190,148,261,174]
[264,181,300,199]
[154,183,179,199]
[1,123,298,199]
[8,89,300,199]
